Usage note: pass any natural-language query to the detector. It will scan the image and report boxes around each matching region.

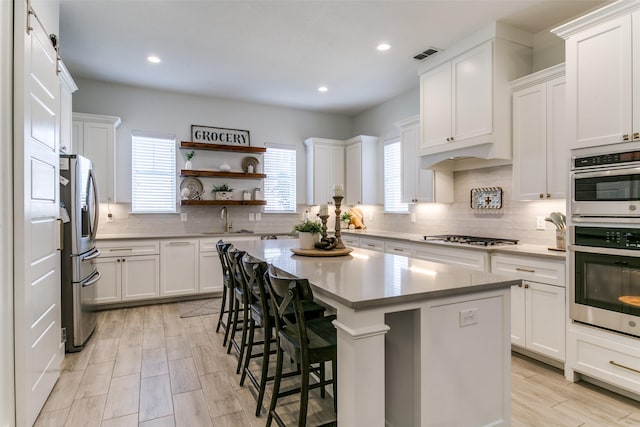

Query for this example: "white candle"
[333,184,344,197]
[319,204,328,216]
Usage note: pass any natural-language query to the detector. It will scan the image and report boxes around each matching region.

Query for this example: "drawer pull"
[169,242,191,246]
[515,267,535,273]
[393,248,404,252]
[109,248,133,252]
[366,243,376,247]
[609,360,640,375]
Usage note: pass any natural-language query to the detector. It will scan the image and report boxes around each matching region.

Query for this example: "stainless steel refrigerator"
[60,154,101,352]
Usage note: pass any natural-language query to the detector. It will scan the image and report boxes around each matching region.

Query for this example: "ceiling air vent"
[413,47,441,61]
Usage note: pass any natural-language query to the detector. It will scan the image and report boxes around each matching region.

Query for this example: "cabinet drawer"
[200,235,260,252]
[491,254,565,286]
[572,328,640,395]
[97,240,160,257]
[359,237,385,252]
[341,235,360,248]
[384,241,415,257]
[414,244,488,271]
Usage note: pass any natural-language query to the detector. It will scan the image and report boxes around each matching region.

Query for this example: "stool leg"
[227,297,240,354]
[299,359,310,427]
[319,362,326,399]
[266,345,284,427]
[236,302,249,374]
[332,358,337,413]
[255,324,271,416]
[240,316,255,385]
[222,286,234,346]
[215,284,227,333]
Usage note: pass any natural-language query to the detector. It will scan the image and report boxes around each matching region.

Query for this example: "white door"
[122,255,159,300]
[82,121,115,202]
[633,11,640,142]
[93,257,121,304]
[546,77,567,199]
[345,143,362,205]
[526,281,565,361]
[199,251,223,293]
[161,240,198,296]
[13,3,63,425]
[420,62,452,148]
[510,284,526,347]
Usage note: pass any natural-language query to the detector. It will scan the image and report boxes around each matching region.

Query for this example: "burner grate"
[423,235,518,246]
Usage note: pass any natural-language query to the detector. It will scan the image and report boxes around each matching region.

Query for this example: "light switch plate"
[181,213,188,222]
[536,216,546,230]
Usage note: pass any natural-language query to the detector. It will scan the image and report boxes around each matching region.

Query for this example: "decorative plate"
[180,177,204,199]
[470,187,503,209]
[241,156,260,173]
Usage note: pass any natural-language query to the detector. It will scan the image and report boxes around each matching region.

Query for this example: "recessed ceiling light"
[318,86,328,92]
[377,43,391,51]
[147,55,161,63]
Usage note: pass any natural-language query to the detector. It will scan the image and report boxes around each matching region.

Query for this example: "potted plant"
[184,151,196,170]
[212,183,234,201]
[340,211,352,228]
[294,219,322,249]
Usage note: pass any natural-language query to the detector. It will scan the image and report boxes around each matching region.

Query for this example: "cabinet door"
[345,143,362,205]
[94,257,121,304]
[400,121,419,203]
[510,283,526,348]
[452,41,493,142]
[160,240,199,296]
[199,251,223,293]
[330,144,345,202]
[122,255,159,301]
[311,143,344,205]
[420,62,452,148]
[567,15,632,149]
[82,122,116,202]
[59,86,72,154]
[513,83,546,200]
[546,77,567,199]
[71,120,83,155]
[633,11,640,142]
[526,281,565,361]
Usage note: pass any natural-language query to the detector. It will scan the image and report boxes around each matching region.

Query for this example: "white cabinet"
[304,138,345,206]
[345,135,378,206]
[491,254,565,362]
[58,61,77,154]
[418,25,532,164]
[160,239,199,296]
[414,244,489,272]
[72,113,121,202]
[341,235,360,248]
[511,65,566,200]
[555,5,640,149]
[199,238,223,294]
[384,240,415,257]
[94,240,160,304]
[359,237,385,252]
[395,116,453,203]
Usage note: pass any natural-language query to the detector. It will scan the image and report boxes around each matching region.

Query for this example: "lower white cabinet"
[341,235,360,248]
[359,237,385,252]
[94,240,160,304]
[161,239,199,296]
[414,244,489,271]
[384,240,415,257]
[491,254,565,362]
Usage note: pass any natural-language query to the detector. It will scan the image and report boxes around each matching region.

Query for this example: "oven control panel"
[574,150,640,168]
[575,226,640,249]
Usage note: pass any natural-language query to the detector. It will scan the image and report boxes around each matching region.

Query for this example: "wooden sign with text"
[190,125,250,146]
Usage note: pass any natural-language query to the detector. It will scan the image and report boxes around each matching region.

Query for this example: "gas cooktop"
[422,235,519,246]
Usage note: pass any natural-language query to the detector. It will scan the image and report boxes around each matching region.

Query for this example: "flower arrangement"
[184,151,196,161]
[293,219,322,234]
[340,212,352,222]
[212,183,233,192]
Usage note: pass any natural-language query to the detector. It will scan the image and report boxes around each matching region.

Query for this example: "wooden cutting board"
[290,247,353,257]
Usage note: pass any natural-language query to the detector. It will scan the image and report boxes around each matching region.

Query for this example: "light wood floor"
[34,301,640,427]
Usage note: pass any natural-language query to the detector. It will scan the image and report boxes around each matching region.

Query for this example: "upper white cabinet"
[395,116,453,204]
[304,138,345,206]
[511,64,566,200]
[345,135,378,205]
[418,23,532,164]
[72,113,121,202]
[58,61,77,154]
[553,4,640,149]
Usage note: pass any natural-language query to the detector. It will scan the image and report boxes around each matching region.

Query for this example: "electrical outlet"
[106,213,114,223]
[181,213,188,222]
[249,213,255,221]
[256,213,261,221]
[410,213,416,223]
[459,308,478,327]
[536,216,546,230]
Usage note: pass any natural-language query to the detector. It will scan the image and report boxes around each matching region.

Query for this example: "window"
[264,143,296,212]
[131,131,176,213]
[383,139,408,213]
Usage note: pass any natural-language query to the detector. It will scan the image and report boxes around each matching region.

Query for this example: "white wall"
[72,78,352,204]
[0,1,14,425]
[31,0,59,38]
[351,88,419,141]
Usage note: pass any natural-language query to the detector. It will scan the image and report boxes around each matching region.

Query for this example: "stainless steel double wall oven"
[570,145,640,337]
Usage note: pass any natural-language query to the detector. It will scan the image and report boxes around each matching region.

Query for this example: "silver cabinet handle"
[515,267,535,273]
[169,241,192,246]
[610,360,640,375]
[108,248,133,252]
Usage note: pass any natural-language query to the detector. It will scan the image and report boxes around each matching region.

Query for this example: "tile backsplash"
[99,164,566,246]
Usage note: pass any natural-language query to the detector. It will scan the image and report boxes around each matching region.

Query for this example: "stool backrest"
[216,240,233,278]
[242,253,269,305]
[228,249,247,292]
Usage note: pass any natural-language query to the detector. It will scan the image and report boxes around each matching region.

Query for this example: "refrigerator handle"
[81,248,102,261]
[57,218,64,251]
[88,169,100,241]
[81,270,101,287]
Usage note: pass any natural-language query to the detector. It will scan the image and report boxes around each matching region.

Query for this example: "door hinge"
[61,327,67,344]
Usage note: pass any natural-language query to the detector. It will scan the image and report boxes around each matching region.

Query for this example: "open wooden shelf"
[180,200,266,206]
[180,170,266,179]
[180,141,266,153]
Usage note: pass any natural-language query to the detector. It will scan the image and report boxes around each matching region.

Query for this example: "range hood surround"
[420,140,512,172]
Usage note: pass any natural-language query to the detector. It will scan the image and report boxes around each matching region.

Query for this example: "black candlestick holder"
[332,196,346,249]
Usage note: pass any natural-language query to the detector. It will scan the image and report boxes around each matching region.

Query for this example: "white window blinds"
[384,139,408,213]
[131,131,176,213]
[264,144,296,212]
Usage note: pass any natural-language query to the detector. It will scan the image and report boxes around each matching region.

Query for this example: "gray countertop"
[233,239,520,310]
[96,231,294,240]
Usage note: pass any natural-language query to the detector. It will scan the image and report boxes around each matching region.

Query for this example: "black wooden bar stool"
[266,265,337,427]
[214,241,234,346]
[240,254,326,417]
[225,248,249,372]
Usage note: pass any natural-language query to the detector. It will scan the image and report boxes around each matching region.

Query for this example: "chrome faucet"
[220,207,232,233]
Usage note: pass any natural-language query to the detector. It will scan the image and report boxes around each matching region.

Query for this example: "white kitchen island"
[234,239,519,427]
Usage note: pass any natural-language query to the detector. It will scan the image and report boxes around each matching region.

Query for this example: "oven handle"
[569,244,640,258]
[572,165,640,177]
[571,216,640,225]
